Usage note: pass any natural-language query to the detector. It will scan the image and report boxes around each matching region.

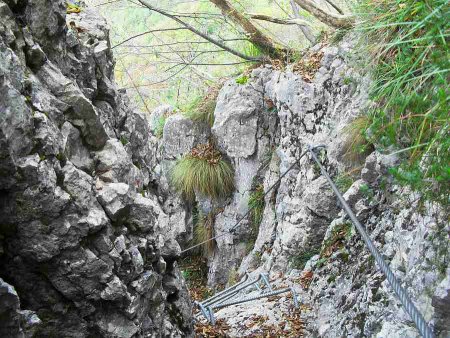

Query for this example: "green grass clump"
[248,184,265,228]
[154,115,166,139]
[343,116,374,164]
[120,135,129,145]
[335,172,355,192]
[290,249,320,270]
[245,184,265,252]
[357,0,449,203]
[182,85,220,127]
[171,142,234,200]
[193,211,215,256]
[243,42,263,59]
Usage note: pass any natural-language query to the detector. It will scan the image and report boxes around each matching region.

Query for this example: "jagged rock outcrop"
[154,35,449,337]
[0,1,193,337]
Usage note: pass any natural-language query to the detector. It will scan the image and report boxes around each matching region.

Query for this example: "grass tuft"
[290,249,320,270]
[182,84,221,127]
[171,142,234,200]
[342,115,374,165]
[248,184,265,228]
[357,0,449,203]
[193,211,215,256]
[154,115,166,139]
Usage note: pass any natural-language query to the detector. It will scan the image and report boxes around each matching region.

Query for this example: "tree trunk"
[293,0,354,28]
[209,0,284,57]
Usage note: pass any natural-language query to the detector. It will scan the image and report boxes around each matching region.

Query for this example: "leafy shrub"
[357,0,449,203]
[171,142,234,200]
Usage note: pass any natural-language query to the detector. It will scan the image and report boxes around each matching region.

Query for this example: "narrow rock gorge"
[0,1,448,338]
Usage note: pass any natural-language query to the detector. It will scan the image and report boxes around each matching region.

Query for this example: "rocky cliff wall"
[0,1,192,337]
[156,36,450,337]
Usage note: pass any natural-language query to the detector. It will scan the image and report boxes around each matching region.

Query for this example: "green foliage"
[181,85,220,127]
[246,184,265,251]
[154,115,166,139]
[235,75,249,85]
[327,274,337,284]
[120,135,128,146]
[56,153,66,163]
[316,257,328,268]
[357,0,450,203]
[248,185,265,229]
[171,142,234,200]
[335,173,354,192]
[193,211,215,256]
[290,249,320,270]
[342,116,374,164]
[359,183,374,201]
[243,42,263,59]
[340,250,350,263]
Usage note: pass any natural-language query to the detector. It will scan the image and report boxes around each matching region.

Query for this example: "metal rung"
[195,273,275,323]
[207,287,299,325]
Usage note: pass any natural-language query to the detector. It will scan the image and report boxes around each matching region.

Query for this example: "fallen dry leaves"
[195,319,231,337]
[293,51,324,82]
[299,271,314,290]
[243,308,305,337]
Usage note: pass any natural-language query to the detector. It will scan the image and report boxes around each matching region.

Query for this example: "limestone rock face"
[151,34,449,337]
[0,1,192,337]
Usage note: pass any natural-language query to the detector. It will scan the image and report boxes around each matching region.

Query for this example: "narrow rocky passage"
[1,1,448,337]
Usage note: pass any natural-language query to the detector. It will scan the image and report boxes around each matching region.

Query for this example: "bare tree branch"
[112,27,189,49]
[136,0,262,61]
[246,13,310,27]
[324,0,344,15]
[293,0,354,28]
[289,0,315,43]
[115,38,250,49]
[118,59,152,115]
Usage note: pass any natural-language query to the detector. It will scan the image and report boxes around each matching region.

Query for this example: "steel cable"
[182,143,434,337]
[180,148,310,254]
[308,145,435,338]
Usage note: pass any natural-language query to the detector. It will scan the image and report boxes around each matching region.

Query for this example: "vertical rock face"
[0,1,192,337]
[154,35,449,337]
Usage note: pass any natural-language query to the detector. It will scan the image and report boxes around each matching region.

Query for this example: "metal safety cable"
[308,145,435,338]
[181,148,312,254]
